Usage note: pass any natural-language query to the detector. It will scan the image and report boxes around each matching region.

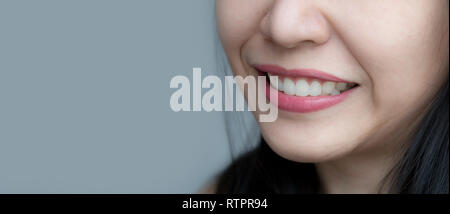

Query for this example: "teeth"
[336,82,348,91]
[309,81,322,96]
[295,79,309,97]
[284,78,296,95]
[267,75,356,97]
[278,78,284,91]
[269,80,278,90]
[268,74,285,91]
[268,74,279,90]
[321,81,336,95]
[331,89,341,95]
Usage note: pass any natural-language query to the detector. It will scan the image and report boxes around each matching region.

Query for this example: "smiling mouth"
[265,73,358,96]
[255,64,359,97]
[254,64,360,113]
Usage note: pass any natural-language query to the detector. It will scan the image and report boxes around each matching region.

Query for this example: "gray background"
[0,0,234,193]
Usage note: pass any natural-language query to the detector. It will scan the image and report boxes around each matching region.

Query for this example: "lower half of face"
[217,0,449,162]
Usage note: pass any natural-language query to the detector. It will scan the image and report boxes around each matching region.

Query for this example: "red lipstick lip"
[254,64,353,83]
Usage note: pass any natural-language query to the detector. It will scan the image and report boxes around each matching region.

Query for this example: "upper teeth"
[268,74,355,96]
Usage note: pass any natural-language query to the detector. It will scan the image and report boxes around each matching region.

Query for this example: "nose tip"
[259,3,331,48]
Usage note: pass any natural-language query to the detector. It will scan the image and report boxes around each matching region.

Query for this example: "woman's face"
[216,0,449,162]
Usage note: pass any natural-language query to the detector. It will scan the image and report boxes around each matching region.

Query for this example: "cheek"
[216,0,271,69]
[339,2,449,117]
[371,26,447,118]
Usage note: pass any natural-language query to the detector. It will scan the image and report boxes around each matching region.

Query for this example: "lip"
[255,64,353,83]
[265,81,357,113]
[255,64,358,113]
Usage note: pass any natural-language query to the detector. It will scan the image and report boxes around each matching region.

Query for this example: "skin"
[215,0,449,193]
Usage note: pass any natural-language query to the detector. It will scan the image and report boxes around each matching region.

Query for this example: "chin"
[259,119,360,163]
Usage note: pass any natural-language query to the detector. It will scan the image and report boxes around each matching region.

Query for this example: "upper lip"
[254,64,354,83]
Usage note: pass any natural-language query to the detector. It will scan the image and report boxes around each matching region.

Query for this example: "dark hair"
[216,80,449,194]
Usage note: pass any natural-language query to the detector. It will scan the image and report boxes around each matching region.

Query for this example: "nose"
[260,0,331,48]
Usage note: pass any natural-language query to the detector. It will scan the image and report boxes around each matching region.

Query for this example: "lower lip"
[265,80,357,113]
